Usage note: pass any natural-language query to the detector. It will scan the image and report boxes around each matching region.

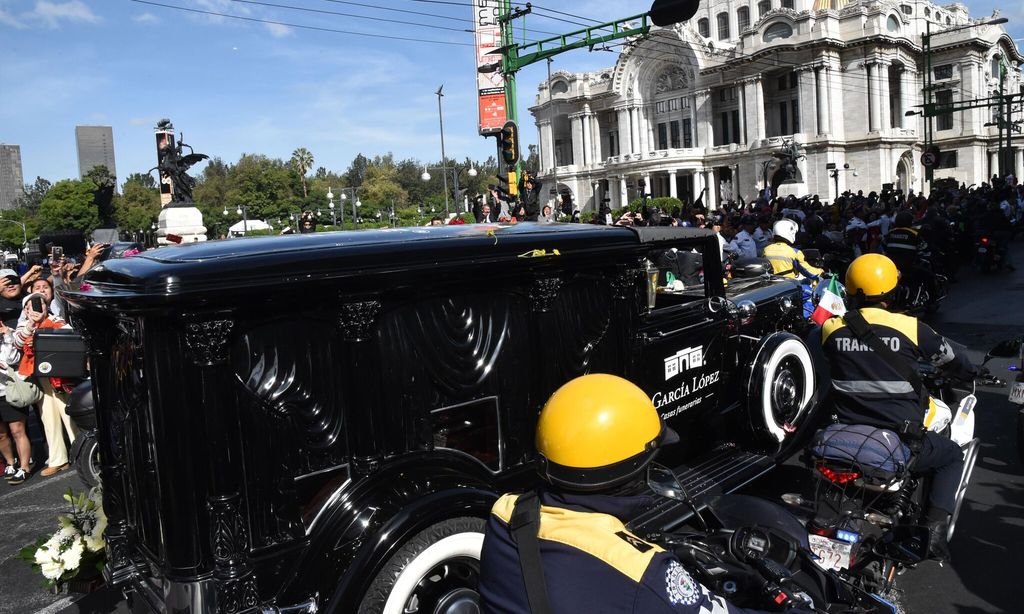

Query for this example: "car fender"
[277,451,507,612]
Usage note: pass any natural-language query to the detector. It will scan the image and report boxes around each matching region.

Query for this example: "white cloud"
[0,7,26,29]
[133,12,159,25]
[264,22,291,38]
[31,0,100,27]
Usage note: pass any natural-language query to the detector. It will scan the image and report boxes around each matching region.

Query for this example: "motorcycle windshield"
[706,494,810,550]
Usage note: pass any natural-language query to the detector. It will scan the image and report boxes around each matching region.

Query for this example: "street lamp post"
[0,215,28,251]
[340,187,361,228]
[435,85,451,217]
[327,187,339,227]
[223,205,250,235]
[422,165,478,215]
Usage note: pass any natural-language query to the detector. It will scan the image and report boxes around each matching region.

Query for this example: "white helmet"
[773,219,799,244]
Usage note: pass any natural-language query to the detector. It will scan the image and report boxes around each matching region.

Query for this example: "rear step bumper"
[630,446,774,533]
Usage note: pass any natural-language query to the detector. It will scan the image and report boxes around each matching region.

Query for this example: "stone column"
[797,67,815,135]
[705,170,718,210]
[669,170,678,198]
[539,120,554,171]
[989,150,998,178]
[878,61,891,132]
[581,106,592,166]
[867,62,880,132]
[825,57,846,141]
[815,67,830,135]
[638,107,650,155]
[590,112,602,162]
[1016,148,1024,178]
[617,108,632,156]
[642,173,652,197]
[570,113,584,167]
[629,107,639,154]
[695,89,713,150]
[695,170,706,203]
[619,175,629,209]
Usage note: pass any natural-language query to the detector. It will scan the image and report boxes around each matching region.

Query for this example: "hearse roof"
[65,223,714,309]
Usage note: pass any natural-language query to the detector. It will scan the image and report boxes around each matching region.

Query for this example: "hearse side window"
[647,244,707,310]
[431,397,503,471]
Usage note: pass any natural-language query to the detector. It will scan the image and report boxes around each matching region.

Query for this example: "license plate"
[978,247,988,254]
[1010,382,1024,405]
[808,534,853,571]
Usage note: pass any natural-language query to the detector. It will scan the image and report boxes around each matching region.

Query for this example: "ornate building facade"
[530,0,1023,211]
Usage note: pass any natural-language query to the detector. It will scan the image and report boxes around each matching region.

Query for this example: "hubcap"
[404,557,480,614]
[771,356,804,425]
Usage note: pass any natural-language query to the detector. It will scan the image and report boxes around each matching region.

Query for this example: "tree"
[115,174,162,235]
[13,177,51,212]
[345,154,369,188]
[38,179,101,234]
[85,165,117,227]
[290,147,314,198]
[122,172,156,191]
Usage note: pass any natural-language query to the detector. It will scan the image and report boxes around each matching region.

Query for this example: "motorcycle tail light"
[816,464,861,484]
[981,236,990,245]
[808,524,833,537]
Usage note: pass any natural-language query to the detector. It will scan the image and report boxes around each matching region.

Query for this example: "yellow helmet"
[536,374,677,491]
[846,254,899,300]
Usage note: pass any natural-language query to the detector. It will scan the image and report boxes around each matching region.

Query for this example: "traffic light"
[499,121,520,165]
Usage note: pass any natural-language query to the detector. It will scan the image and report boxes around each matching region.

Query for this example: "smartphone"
[30,296,44,312]
[52,246,64,261]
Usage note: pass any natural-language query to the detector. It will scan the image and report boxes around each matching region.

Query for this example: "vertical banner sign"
[475,0,506,135]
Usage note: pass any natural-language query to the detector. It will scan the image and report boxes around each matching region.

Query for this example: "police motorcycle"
[984,336,1024,463]
[637,464,898,613]
[782,342,999,597]
[975,234,1008,272]
[891,253,948,316]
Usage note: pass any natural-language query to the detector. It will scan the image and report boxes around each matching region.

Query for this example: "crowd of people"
[0,243,106,486]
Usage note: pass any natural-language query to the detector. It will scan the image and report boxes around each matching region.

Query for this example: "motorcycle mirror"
[985,337,1023,361]
[802,248,821,262]
[873,525,930,565]
[647,463,687,502]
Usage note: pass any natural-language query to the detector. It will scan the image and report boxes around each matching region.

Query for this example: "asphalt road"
[1,249,1021,614]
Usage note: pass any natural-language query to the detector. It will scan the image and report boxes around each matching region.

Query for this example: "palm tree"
[290,147,314,198]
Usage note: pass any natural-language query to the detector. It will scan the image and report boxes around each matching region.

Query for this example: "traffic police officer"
[821,254,974,561]
[478,374,805,614]
[882,211,924,271]
[729,216,758,259]
[763,219,822,281]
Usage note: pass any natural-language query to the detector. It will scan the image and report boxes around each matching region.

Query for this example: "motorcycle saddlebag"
[32,329,87,379]
[810,423,911,477]
[732,257,771,278]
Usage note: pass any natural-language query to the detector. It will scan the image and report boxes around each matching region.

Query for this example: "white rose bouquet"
[18,487,107,591]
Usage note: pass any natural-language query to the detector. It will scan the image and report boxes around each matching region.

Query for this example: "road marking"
[0,471,76,499]
[0,503,61,515]
[33,596,75,614]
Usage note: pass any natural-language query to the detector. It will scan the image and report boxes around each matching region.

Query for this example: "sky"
[1,0,1022,187]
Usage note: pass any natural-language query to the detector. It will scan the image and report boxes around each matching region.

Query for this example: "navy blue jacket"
[479,488,786,614]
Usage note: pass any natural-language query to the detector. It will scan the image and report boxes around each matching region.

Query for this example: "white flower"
[40,559,65,581]
[84,514,108,553]
[60,539,85,571]
[34,546,52,566]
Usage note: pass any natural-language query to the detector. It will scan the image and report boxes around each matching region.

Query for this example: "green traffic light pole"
[921,17,1008,182]
[493,0,695,192]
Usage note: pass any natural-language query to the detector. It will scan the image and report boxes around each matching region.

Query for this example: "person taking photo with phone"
[13,290,74,477]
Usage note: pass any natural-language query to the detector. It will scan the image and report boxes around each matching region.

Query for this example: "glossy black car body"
[63,223,814,614]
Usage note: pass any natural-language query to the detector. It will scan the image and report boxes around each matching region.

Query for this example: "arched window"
[717,12,730,40]
[900,4,912,15]
[781,0,793,8]
[698,17,710,37]
[738,7,751,31]
[886,15,900,33]
[763,21,794,42]
[924,8,930,18]
[550,81,569,95]
[758,0,771,17]
[991,54,1002,78]
[945,16,952,25]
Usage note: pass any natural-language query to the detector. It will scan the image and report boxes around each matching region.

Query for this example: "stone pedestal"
[158,203,207,244]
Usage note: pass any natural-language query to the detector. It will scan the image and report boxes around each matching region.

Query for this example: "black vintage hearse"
[64,223,819,614]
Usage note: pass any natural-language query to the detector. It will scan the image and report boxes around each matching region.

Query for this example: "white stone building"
[530,0,1023,211]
